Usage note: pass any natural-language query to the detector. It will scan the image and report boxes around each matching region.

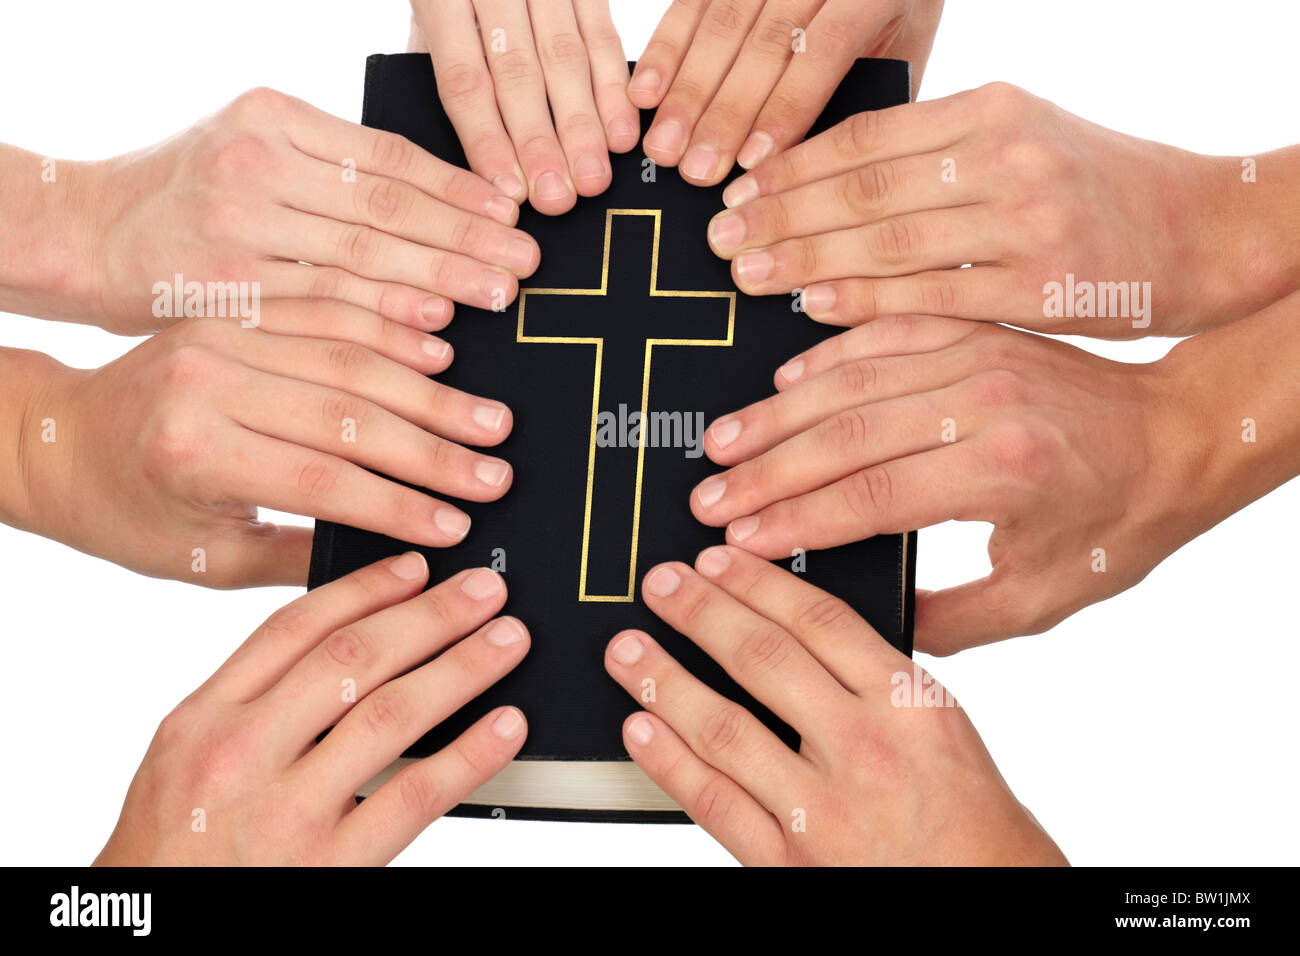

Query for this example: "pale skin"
[407,0,639,215]
[0,87,539,336]
[690,293,1300,654]
[605,546,1065,865]
[708,82,1300,338]
[96,555,531,866]
[634,0,944,185]
[0,305,515,588]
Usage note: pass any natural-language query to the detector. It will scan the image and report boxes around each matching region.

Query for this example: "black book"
[310,53,916,822]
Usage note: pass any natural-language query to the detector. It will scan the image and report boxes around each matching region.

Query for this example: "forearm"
[0,144,103,325]
[1156,288,1300,539]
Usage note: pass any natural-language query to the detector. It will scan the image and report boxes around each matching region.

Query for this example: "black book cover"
[310,53,916,822]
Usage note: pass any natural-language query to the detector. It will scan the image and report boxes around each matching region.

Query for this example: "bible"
[308,53,916,822]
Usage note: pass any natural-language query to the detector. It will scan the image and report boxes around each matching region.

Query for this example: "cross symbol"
[517,208,736,602]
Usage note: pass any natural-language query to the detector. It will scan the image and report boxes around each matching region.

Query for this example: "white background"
[0,0,1296,866]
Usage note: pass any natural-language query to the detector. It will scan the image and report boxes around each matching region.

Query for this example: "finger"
[705,347,977,465]
[280,157,538,276]
[772,315,981,390]
[206,552,431,701]
[530,0,614,195]
[282,83,524,212]
[642,0,765,171]
[731,207,1000,296]
[266,205,519,311]
[257,567,509,748]
[680,0,822,185]
[228,367,513,503]
[915,571,1062,657]
[573,0,639,152]
[266,261,455,333]
[739,0,913,168]
[691,545,904,694]
[626,0,710,109]
[299,615,529,797]
[722,444,990,558]
[244,300,454,376]
[476,0,578,213]
[620,711,785,865]
[693,390,953,526]
[722,94,971,208]
[708,152,974,258]
[604,628,810,812]
[195,521,316,591]
[202,324,511,447]
[795,267,1036,327]
[216,428,472,548]
[416,0,528,200]
[639,562,852,743]
[333,705,527,864]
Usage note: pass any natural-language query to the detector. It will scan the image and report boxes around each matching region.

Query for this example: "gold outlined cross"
[517,209,736,602]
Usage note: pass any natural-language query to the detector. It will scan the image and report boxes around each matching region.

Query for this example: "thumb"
[913,573,1029,656]
[200,521,316,589]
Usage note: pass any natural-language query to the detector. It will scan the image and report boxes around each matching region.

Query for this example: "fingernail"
[729,515,760,542]
[607,117,638,148]
[461,567,503,600]
[611,632,645,665]
[735,250,773,284]
[486,194,518,225]
[492,172,526,201]
[708,213,745,255]
[574,154,608,184]
[389,551,427,580]
[723,176,759,208]
[696,546,732,578]
[737,130,776,170]
[629,67,662,97]
[709,417,742,449]
[803,283,836,315]
[473,402,507,432]
[491,707,525,739]
[645,566,681,597]
[535,170,573,202]
[435,508,471,541]
[421,336,451,360]
[627,715,655,746]
[474,458,510,488]
[778,357,805,384]
[507,238,537,274]
[486,617,526,646]
[696,475,727,508]
[680,144,719,181]
[644,119,685,158]
[479,269,513,303]
[420,297,450,328]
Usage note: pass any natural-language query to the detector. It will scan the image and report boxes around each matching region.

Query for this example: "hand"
[688,315,1200,653]
[80,88,538,335]
[633,0,943,185]
[19,304,514,588]
[408,0,638,215]
[604,547,1065,864]
[96,555,530,865]
[710,83,1300,338]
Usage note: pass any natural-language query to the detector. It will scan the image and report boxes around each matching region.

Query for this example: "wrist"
[0,148,107,326]
[0,349,80,539]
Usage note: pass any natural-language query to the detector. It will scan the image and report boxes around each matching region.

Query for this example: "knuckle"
[824,406,872,453]
[542,30,589,70]
[306,267,345,300]
[202,133,273,186]
[363,178,408,225]
[752,14,802,55]
[394,766,443,819]
[418,588,454,626]
[337,224,377,269]
[325,341,372,378]
[437,61,490,103]
[324,625,373,670]
[678,586,714,629]
[256,601,313,644]
[843,465,894,524]
[975,81,1028,118]
[968,368,1030,408]
[229,86,289,120]
[841,110,882,158]
[836,358,879,401]
[693,772,736,831]
[844,161,894,213]
[159,343,223,388]
[919,275,961,315]
[867,217,917,266]
[792,594,856,636]
[981,421,1046,482]
[359,684,410,737]
[295,458,340,501]
[371,132,415,175]
[494,48,539,86]
[557,108,603,140]
[702,0,748,37]
[734,626,794,679]
[697,702,746,761]
[320,391,368,436]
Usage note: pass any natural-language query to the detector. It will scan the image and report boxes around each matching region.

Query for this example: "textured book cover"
[309,53,916,822]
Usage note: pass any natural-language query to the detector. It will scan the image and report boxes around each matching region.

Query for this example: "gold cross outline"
[516,208,737,602]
